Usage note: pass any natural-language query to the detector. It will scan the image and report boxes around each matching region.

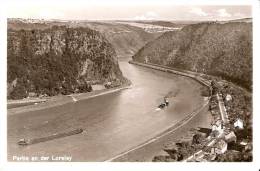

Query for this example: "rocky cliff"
[7,25,126,99]
[8,19,161,59]
[133,22,252,90]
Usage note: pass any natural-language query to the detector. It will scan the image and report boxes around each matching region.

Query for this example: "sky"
[7,0,252,21]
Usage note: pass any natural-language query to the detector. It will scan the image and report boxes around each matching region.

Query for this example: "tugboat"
[18,138,29,145]
[158,98,169,109]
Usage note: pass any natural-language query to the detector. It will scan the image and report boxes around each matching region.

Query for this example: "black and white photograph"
[0,0,260,170]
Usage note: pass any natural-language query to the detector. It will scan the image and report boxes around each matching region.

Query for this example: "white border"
[0,1,7,170]
[5,0,256,7]
[1,0,259,171]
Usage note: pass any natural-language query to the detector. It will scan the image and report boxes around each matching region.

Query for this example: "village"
[153,78,252,162]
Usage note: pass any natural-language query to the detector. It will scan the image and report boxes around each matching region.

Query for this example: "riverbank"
[112,102,212,162]
[129,61,212,87]
[158,81,252,162]
[126,61,252,162]
[107,61,212,161]
[8,60,207,161]
[8,82,131,115]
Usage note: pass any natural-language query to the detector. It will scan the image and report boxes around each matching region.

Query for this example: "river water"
[8,60,204,161]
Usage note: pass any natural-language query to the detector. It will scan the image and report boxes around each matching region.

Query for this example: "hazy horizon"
[7,0,251,21]
[8,17,252,22]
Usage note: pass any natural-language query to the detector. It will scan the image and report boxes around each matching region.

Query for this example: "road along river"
[8,60,206,161]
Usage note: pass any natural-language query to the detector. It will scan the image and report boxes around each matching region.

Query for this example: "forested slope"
[83,22,160,58]
[8,19,160,59]
[7,26,126,99]
[133,22,252,90]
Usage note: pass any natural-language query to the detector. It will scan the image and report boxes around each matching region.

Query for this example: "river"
[8,60,204,161]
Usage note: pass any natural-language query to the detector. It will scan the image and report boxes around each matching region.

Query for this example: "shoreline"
[113,103,212,162]
[106,61,212,161]
[107,100,210,161]
[125,61,252,162]
[7,82,131,115]
[8,60,207,162]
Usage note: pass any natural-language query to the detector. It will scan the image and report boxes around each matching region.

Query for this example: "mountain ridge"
[133,22,252,90]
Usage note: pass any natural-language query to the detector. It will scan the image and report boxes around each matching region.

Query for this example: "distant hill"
[133,22,252,90]
[133,20,182,27]
[8,18,51,30]
[7,25,127,99]
[8,19,161,59]
[215,18,252,24]
[81,22,161,58]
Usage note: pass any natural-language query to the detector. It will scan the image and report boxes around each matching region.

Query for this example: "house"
[234,119,244,129]
[28,92,36,97]
[145,56,149,63]
[225,131,237,143]
[225,94,232,101]
[211,120,224,136]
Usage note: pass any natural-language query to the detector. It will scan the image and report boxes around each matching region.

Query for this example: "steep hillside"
[133,22,252,90]
[132,30,181,65]
[82,22,160,58]
[7,26,126,99]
